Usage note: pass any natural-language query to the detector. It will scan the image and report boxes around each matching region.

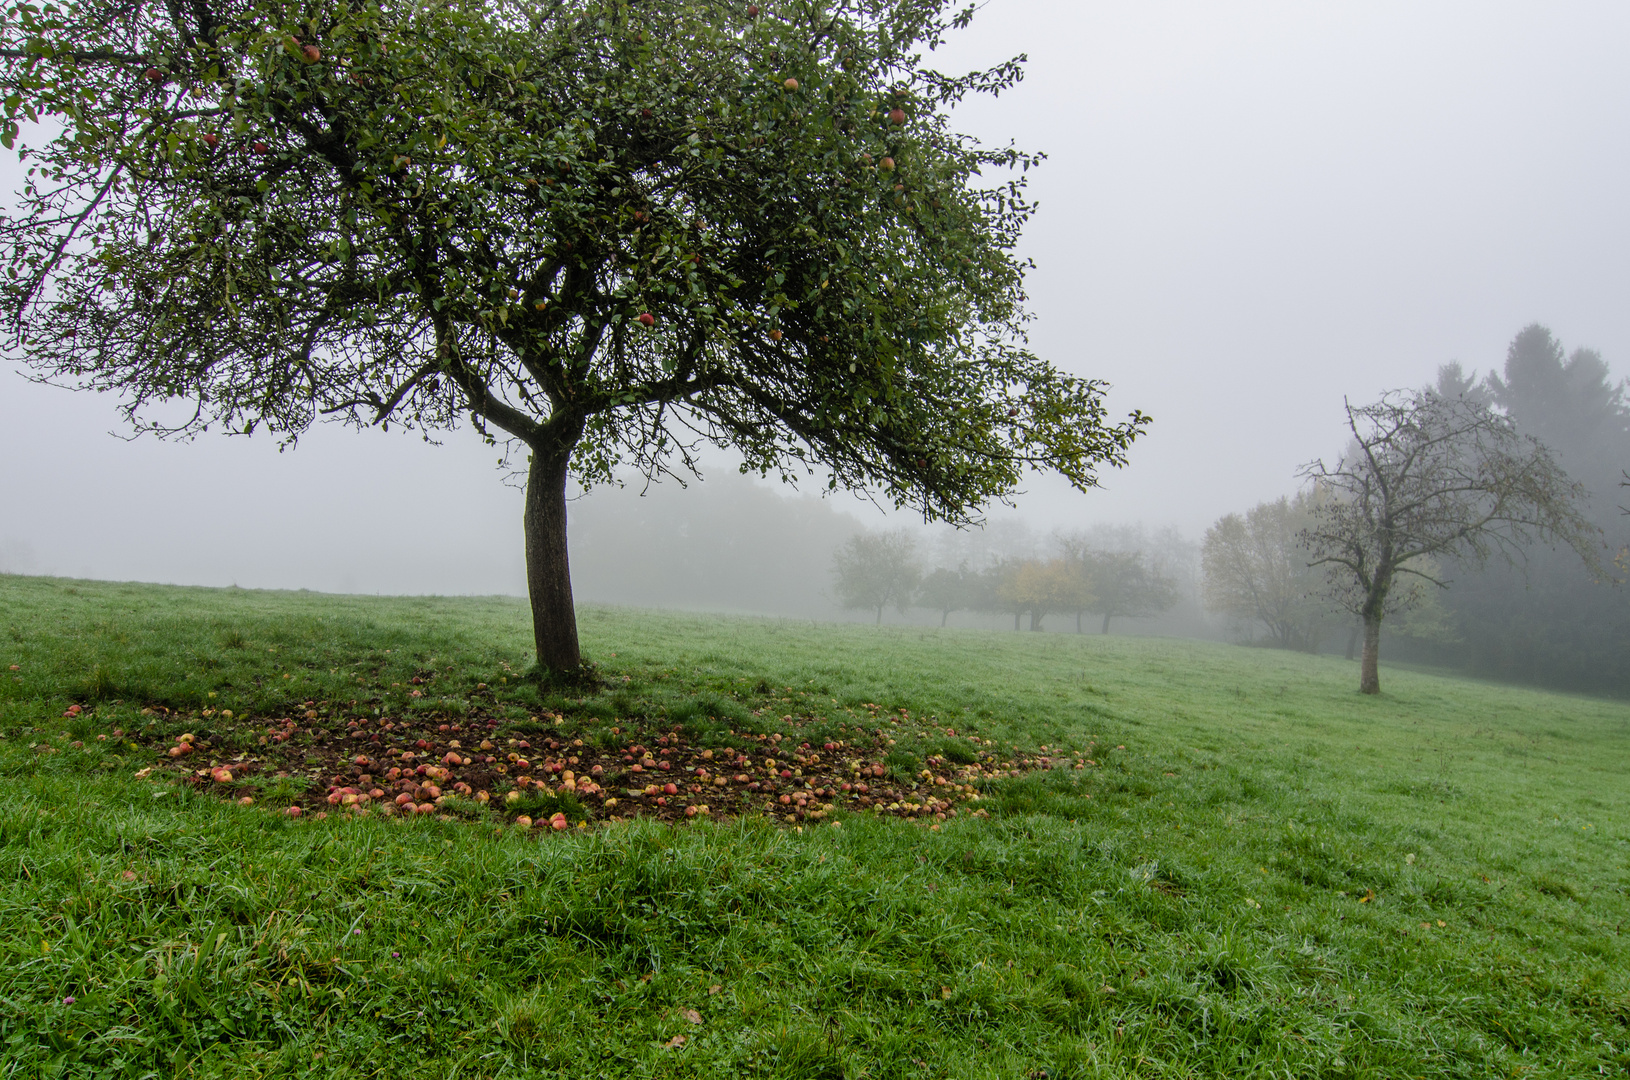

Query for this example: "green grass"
[2,574,1628,1078]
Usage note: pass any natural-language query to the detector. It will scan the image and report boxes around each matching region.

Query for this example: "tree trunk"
[940,609,949,628]
[1029,610,1043,631]
[1101,612,1112,634]
[875,605,883,626]
[1345,623,1360,661]
[1359,612,1382,694]
[1014,611,1020,631]
[523,430,583,673]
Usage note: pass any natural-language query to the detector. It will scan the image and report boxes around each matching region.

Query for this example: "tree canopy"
[1,0,1148,670]
[831,528,919,624]
[1201,493,1330,651]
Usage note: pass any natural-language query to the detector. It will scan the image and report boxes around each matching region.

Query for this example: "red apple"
[783,78,799,91]
[252,141,269,154]
[143,68,164,82]
[638,312,655,327]
[769,328,783,342]
[302,44,321,62]
[889,108,906,125]
[664,782,679,795]
[879,156,895,171]
[746,3,759,14]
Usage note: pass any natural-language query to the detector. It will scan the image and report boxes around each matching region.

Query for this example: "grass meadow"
[1,574,1627,1078]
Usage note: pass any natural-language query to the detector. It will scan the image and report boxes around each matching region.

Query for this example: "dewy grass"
[1,574,1627,1078]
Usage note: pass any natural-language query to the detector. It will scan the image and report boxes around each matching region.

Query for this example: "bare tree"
[1298,390,1602,694]
[1201,493,1331,650]
[832,530,921,625]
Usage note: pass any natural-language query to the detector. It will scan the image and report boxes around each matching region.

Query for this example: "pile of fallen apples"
[128,700,1089,831]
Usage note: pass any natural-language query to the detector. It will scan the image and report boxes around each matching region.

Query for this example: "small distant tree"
[832,530,921,625]
[1201,493,1330,650]
[993,557,1081,631]
[1064,547,1177,634]
[1298,389,1602,695]
[917,564,977,627]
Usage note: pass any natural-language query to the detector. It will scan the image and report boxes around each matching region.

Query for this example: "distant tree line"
[832,527,1183,632]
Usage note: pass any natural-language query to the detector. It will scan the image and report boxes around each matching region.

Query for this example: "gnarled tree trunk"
[1359,612,1383,694]
[523,418,585,673]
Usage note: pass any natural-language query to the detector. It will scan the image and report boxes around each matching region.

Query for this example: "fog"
[5,1,1630,620]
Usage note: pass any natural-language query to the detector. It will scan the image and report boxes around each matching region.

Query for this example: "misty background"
[3,2,1628,688]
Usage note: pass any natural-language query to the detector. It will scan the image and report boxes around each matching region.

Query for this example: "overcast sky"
[4,0,1628,594]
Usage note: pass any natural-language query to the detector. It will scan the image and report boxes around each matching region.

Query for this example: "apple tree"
[1298,389,1602,695]
[0,0,1148,672]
